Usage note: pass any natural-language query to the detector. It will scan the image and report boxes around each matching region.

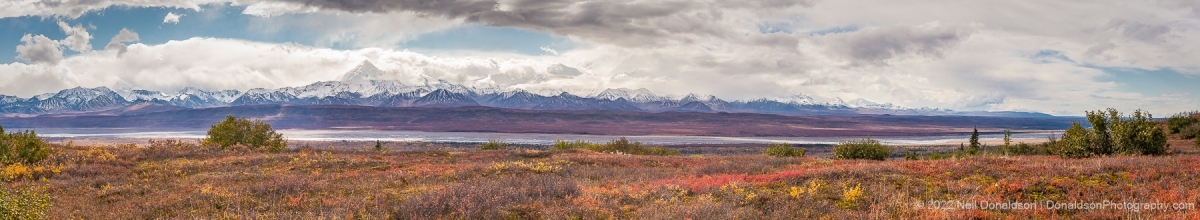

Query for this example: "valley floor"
[4,140,1200,219]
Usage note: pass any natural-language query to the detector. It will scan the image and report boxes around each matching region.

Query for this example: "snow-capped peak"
[593,88,634,101]
[338,60,386,82]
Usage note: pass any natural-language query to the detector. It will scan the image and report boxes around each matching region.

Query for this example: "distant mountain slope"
[0,60,1058,118]
[0,105,1077,137]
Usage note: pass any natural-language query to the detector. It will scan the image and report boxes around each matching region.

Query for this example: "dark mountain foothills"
[0,104,1076,137]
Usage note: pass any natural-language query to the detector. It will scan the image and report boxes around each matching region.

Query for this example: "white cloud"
[14,34,63,64]
[56,21,93,52]
[163,12,183,24]
[0,0,227,18]
[104,28,141,56]
[539,46,559,55]
[241,2,318,17]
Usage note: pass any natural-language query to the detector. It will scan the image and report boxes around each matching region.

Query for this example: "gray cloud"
[56,21,92,52]
[104,28,140,56]
[274,0,815,46]
[823,24,971,66]
[1107,19,1172,42]
[15,34,63,64]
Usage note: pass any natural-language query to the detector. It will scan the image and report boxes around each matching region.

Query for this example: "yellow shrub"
[789,186,802,199]
[806,179,827,196]
[86,148,116,161]
[837,183,864,210]
[1,163,32,180]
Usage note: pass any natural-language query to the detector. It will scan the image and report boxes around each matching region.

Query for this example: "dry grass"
[2,139,1200,219]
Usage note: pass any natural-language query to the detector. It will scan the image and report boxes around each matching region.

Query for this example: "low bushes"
[0,125,50,166]
[763,143,805,157]
[1167,111,1199,134]
[395,176,579,219]
[480,140,509,150]
[203,115,286,152]
[833,138,890,161]
[553,138,679,156]
[0,185,51,219]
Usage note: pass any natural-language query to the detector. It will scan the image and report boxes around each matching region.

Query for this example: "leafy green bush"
[1053,109,1168,158]
[764,143,805,157]
[1167,111,1198,134]
[203,115,287,152]
[552,139,598,150]
[833,138,890,161]
[1181,123,1200,140]
[1055,122,1094,158]
[597,137,680,156]
[0,185,51,219]
[480,140,509,150]
[550,138,678,156]
[0,125,50,166]
[1004,142,1048,156]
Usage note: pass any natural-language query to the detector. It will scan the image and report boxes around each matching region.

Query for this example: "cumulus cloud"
[15,34,63,64]
[163,12,183,24]
[0,38,587,97]
[56,21,92,52]
[104,28,140,56]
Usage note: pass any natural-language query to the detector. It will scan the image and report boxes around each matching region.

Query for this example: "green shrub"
[1052,109,1168,158]
[203,115,287,152]
[1167,111,1198,134]
[1004,142,1046,156]
[1181,123,1200,140]
[480,140,509,150]
[833,138,890,161]
[1195,136,1200,149]
[593,137,680,156]
[925,152,950,160]
[551,138,678,156]
[764,143,805,157]
[0,185,51,219]
[1055,122,1093,158]
[0,125,50,166]
[552,139,598,150]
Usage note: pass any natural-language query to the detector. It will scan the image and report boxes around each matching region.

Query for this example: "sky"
[1,0,1199,116]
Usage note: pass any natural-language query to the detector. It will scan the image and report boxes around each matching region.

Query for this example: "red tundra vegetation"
[2,138,1199,219]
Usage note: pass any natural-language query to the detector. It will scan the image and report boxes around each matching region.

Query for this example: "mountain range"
[0,61,1054,118]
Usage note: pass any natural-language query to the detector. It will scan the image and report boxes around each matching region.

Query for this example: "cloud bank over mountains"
[2,0,1200,115]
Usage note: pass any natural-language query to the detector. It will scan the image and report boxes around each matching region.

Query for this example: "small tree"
[375,140,384,152]
[968,127,980,155]
[204,115,286,152]
[1002,129,1012,155]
